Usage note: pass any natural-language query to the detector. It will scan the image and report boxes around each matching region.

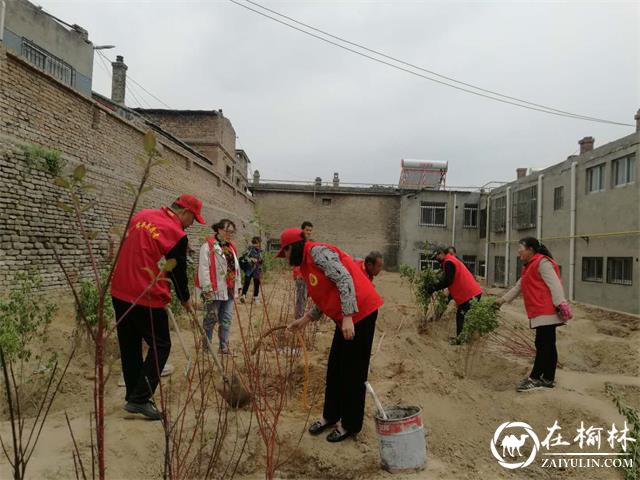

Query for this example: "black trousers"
[455,294,482,336]
[113,297,171,404]
[241,273,260,298]
[530,325,558,381]
[323,310,377,434]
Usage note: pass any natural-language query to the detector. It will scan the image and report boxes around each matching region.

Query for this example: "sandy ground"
[1,271,639,480]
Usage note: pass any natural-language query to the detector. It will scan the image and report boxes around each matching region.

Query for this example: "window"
[225,165,232,178]
[420,202,447,227]
[582,257,603,282]
[463,204,478,228]
[419,253,440,271]
[512,185,537,230]
[553,186,564,210]
[236,178,240,187]
[462,255,477,275]
[322,198,332,206]
[492,196,506,233]
[515,257,524,281]
[494,256,505,284]
[586,164,605,193]
[607,257,633,285]
[479,208,487,239]
[612,155,635,187]
[267,240,281,252]
[478,260,486,278]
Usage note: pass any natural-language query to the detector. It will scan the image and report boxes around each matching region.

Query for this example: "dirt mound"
[2,272,638,479]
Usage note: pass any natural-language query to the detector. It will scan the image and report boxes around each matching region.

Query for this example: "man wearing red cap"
[284,228,383,443]
[111,194,204,420]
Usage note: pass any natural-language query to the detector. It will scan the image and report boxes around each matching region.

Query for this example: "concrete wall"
[399,190,485,272]
[486,132,640,314]
[252,186,401,269]
[3,0,93,95]
[0,46,254,290]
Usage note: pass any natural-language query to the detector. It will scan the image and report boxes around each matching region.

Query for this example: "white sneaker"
[252,296,260,304]
[161,363,175,377]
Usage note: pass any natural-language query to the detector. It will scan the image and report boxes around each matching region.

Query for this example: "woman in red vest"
[196,219,242,354]
[496,237,572,392]
[283,228,383,443]
[428,245,483,344]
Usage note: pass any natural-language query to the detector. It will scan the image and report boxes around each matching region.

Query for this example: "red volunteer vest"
[520,253,561,318]
[300,242,383,324]
[442,254,483,305]
[111,207,186,308]
[194,236,238,290]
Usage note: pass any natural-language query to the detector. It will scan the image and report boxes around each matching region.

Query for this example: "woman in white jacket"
[196,219,241,354]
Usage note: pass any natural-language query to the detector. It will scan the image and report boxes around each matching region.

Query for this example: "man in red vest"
[111,194,204,420]
[283,228,383,443]
[428,245,483,345]
[355,251,384,282]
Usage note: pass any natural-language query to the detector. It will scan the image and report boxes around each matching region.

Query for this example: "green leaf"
[162,258,177,272]
[141,186,153,194]
[73,164,86,181]
[143,131,156,154]
[55,201,74,213]
[135,155,147,167]
[85,230,98,240]
[81,183,97,191]
[81,203,93,212]
[53,177,70,188]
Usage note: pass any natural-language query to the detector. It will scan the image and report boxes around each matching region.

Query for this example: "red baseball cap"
[174,194,205,224]
[276,228,305,258]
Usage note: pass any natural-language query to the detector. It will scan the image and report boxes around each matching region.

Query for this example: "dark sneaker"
[516,377,543,392]
[124,401,162,420]
[539,378,555,389]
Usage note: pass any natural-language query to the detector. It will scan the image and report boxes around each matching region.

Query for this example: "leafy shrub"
[606,384,639,480]
[76,273,115,328]
[457,296,499,344]
[23,144,66,176]
[0,273,56,364]
[399,263,416,282]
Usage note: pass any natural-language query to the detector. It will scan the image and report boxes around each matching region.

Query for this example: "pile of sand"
[1,272,638,479]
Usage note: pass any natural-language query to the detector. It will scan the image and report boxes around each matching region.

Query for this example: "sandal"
[308,420,335,436]
[326,427,353,443]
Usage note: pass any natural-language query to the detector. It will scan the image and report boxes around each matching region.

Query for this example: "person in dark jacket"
[240,236,263,304]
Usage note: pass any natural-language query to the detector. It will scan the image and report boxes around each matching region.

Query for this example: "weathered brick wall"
[0,46,255,290]
[252,188,401,269]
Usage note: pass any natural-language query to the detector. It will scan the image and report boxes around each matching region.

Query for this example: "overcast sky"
[38,0,640,187]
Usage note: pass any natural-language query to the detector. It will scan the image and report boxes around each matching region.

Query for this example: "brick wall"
[253,188,401,269]
[0,46,255,290]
